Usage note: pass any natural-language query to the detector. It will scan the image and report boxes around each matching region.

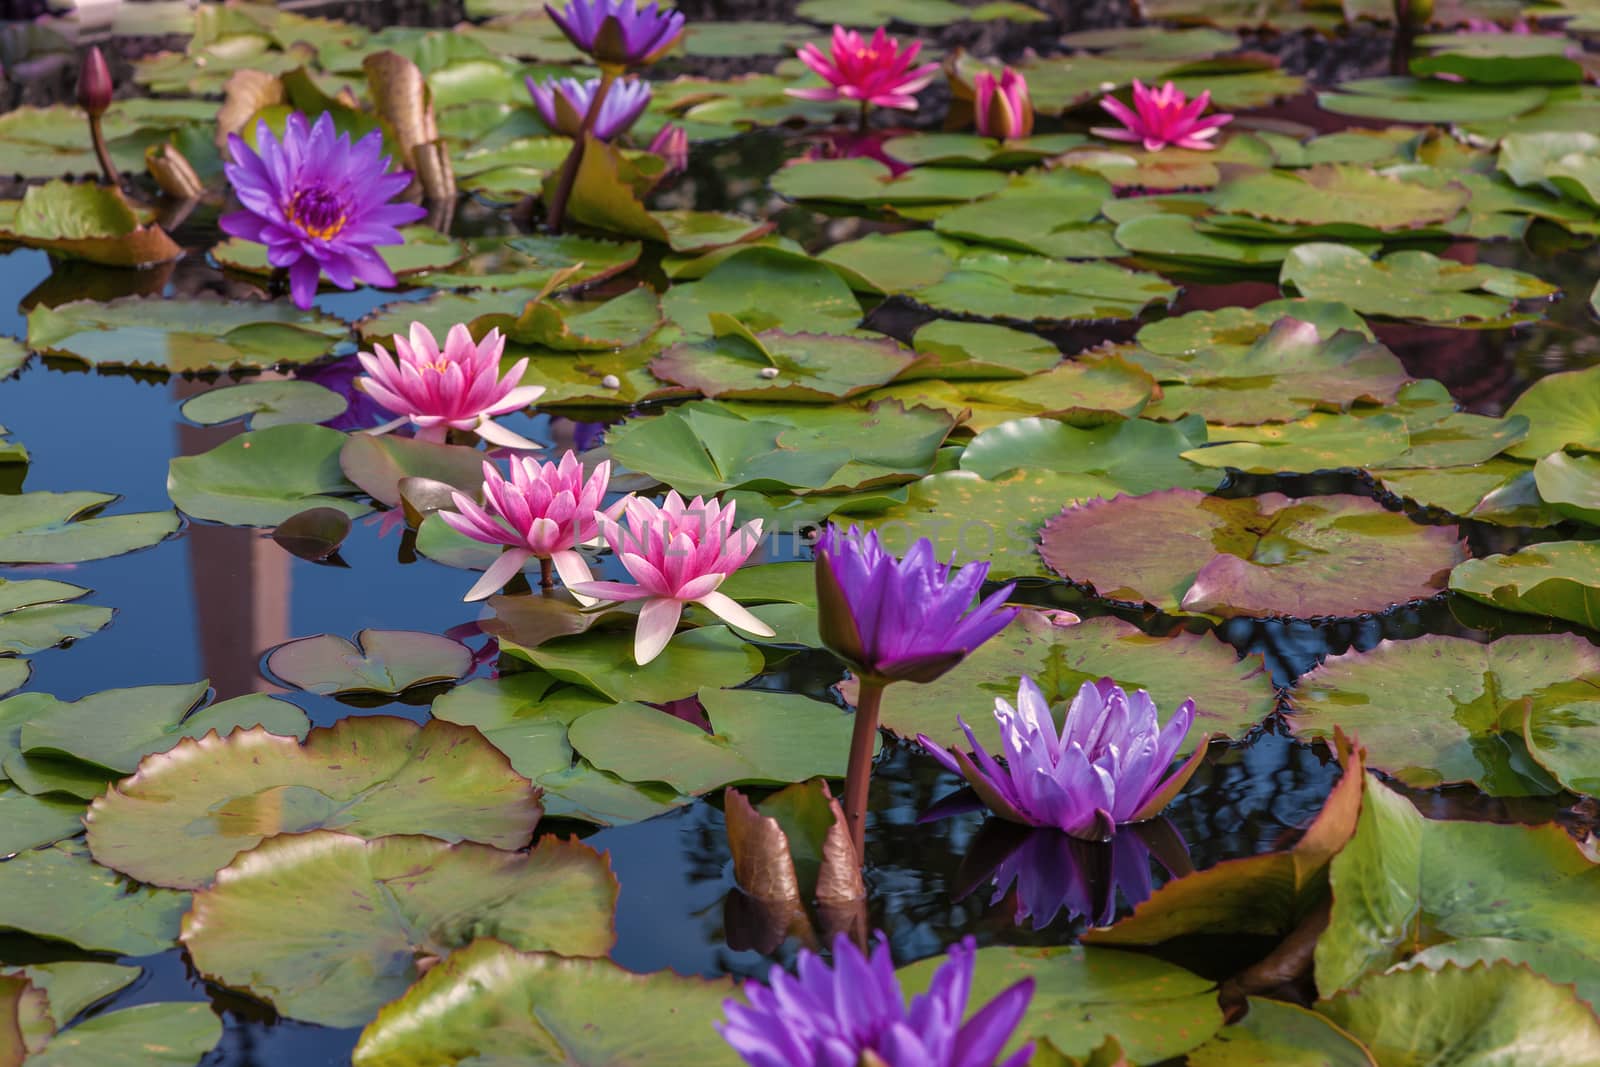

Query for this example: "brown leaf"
[723,887,815,955]
[814,782,865,904]
[724,786,802,903]
[364,51,455,202]
[217,70,285,149]
[146,143,206,200]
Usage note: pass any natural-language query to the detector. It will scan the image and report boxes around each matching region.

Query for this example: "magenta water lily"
[356,322,544,450]
[1092,79,1234,152]
[719,933,1034,1067]
[221,112,426,310]
[973,68,1032,141]
[571,491,773,666]
[528,75,652,139]
[546,0,686,67]
[920,676,1208,840]
[440,451,612,601]
[790,25,940,113]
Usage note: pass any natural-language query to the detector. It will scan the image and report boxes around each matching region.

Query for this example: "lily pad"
[266,629,473,696]
[794,0,1046,24]
[85,716,542,889]
[22,1002,223,1067]
[1186,999,1378,1067]
[351,939,738,1067]
[650,320,921,402]
[1287,634,1599,796]
[0,492,179,565]
[338,434,486,510]
[1534,451,1600,524]
[0,579,111,656]
[660,247,863,338]
[1503,363,1600,458]
[1210,164,1470,237]
[911,251,1179,323]
[1183,412,1412,474]
[568,688,864,794]
[1449,541,1600,630]
[1040,490,1465,618]
[180,380,349,431]
[771,158,1010,207]
[905,320,1062,380]
[0,783,88,855]
[1279,243,1558,326]
[872,611,1275,752]
[0,180,180,269]
[27,297,349,373]
[867,354,1156,432]
[1316,78,1549,125]
[1135,301,1371,358]
[932,170,1122,260]
[480,288,663,353]
[508,626,764,704]
[213,225,466,279]
[182,831,617,1028]
[167,424,369,527]
[0,840,187,955]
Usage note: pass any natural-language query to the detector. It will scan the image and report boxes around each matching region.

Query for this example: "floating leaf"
[1413,31,1584,85]
[214,225,466,278]
[271,506,352,561]
[771,158,1010,206]
[1183,412,1412,474]
[1279,243,1557,326]
[650,320,921,402]
[180,380,349,431]
[1503,363,1600,458]
[0,492,179,565]
[0,841,187,955]
[1317,78,1549,124]
[182,832,617,1028]
[905,320,1062,380]
[338,434,486,511]
[0,579,111,656]
[1210,164,1469,237]
[0,783,88,855]
[85,716,542,890]
[0,180,180,268]
[961,416,1217,492]
[870,612,1274,752]
[167,424,368,527]
[509,626,764,704]
[266,629,473,695]
[1185,999,1378,1067]
[868,354,1156,432]
[1449,541,1600,630]
[1040,490,1464,618]
[661,247,863,338]
[351,939,738,1067]
[22,1002,223,1067]
[911,251,1178,323]
[27,296,349,373]
[567,688,864,794]
[932,170,1121,259]
[1535,451,1600,524]
[794,0,1045,24]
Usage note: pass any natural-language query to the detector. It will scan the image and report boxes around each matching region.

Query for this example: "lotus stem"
[88,114,121,189]
[856,99,870,135]
[843,679,884,862]
[545,66,619,233]
[540,557,554,588]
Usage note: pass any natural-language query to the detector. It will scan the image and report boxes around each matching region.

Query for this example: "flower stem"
[843,679,884,863]
[545,66,620,233]
[539,557,554,589]
[88,113,121,188]
[855,99,870,135]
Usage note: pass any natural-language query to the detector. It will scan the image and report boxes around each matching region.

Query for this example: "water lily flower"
[919,675,1208,841]
[356,322,544,450]
[973,68,1032,141]
[788,25,940,113]
[527,75,653,140]
[439,451,612,601]
[546,0,686,68]
[648,122,689,175]
[570,491,773,665]
[221,112,427,310]
[720,932,1034,1067]
[816,524,1018,859]
[1092,79,1233,152]
[77,45,112,117]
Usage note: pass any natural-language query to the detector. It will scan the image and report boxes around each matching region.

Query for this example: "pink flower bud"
[974,68,1033,141]
[648,123,688,175]
[77,46,112,117]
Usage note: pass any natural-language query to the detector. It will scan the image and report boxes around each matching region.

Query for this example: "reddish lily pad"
[182,831,617,1028]
[85,716,542,889]
[1039,490,1465,619]
[338,434,487,510]
[266,629,473,695]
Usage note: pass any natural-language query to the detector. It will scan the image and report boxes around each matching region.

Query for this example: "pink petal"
[696,591,775,638]
[634,598,685,665]
[464,548,532,602]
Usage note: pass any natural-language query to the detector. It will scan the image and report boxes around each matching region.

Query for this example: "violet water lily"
[789,25,940,123]
[546,0,686,67]
[571,491,773,665]
[816,525,1018,858]
[527,75,653,140]
[719,933,1034,1067]
[439,451,612,601]
[356,322,544,450]
[221,112,427,310]
[1092,79,1233,152]
[919,675,1208,840]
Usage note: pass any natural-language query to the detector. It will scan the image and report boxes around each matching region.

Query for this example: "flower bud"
[77,46,113,117]
[974,67,1032,141]
[647,123,688,176]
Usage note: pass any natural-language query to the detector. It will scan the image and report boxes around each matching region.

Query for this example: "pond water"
[1,1,1599,1065]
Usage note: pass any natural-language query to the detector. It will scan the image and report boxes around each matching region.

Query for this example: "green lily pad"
[568,688,865,794]
[22,1002,223,1067]
[507,626,764,704]
[0,339,25,382]
[794,0,1045,23]
[8,960,141,1029]
[351,939,738,1067]
[1115,212,1340,267]
[898,944,1221,1064]
[85,716,542,889]
[0,783,89,855]
[867,354,1156,432]
[661,247,863,338]
[182,831,618,1028]
[905,320,1062,380]
[26,297,350,373]
[480,288,663,353]
[772,158,1010,207]
[605,400,956,496]
[1412,31,1584,85]
[960,416,1219,492]
[1211,164,1470,237]
[880,132,1089,168]
[911,251,1178,323]
[0,100,216,179]
[650,319,920,402]
[1040,490,1465,618]
[419,234,642,292]
[266,629,473,696]
[932,170,1122,260]
[1316,773,1600,995]
[818,230,965,295]
[1279,243,1558,326]
[0,579,111,655]
[167,424,369,527]
[0,660,26,699]
[0,179,181,270]
[1317,77,1549,124]
[1322,963,1600,1067]
[1534,451,1600,524]
[180,380,349,431]
[1504,363,1600,458]
[1184,412,1412,474]
[0,492,179,564]
[1375,460,1552,526]
[1186,999,1378,1067]
[213,225,467,279]
[1288,634,1598,796]
[0,840,187,955]
[1135,300,1371,359]
[1449,541,1600,630]
[1403,939,1600,1011]
[873,611,1274,752]
[338,434,487,510]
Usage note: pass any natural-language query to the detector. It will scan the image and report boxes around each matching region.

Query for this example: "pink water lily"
[788,25,939,112]
[571,491,774,664]
[439,451,613,601]
[974,68,1032,140]
[1092,79,1233,152]
[356,322,544,450]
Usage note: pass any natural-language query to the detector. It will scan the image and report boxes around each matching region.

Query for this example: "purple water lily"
[920,676,1208,841]
[815,525,1018,686]
[719,933,1034,1067]
[221,112,426,310]
[546,0,685,67]
[527,75,653,139]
